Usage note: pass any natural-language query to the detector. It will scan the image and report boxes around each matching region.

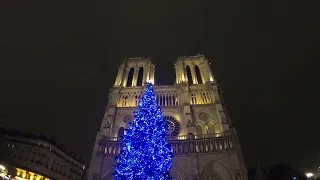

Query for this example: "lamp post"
[305,172,314,179]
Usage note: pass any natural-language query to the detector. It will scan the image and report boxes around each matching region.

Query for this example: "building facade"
[88,55,248,180]
[0,127,85,180]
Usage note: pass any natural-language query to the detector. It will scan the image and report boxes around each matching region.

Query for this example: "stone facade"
[88,55,248,180]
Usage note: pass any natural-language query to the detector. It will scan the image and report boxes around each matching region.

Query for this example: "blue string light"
[114,83,173,180]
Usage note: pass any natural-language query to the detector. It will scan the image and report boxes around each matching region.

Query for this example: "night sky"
[0,1,318,170]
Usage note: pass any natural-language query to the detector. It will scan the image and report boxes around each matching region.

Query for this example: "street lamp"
[306,172,314,178]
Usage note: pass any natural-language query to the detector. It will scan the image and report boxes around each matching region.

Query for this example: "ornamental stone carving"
[199,112,208,121]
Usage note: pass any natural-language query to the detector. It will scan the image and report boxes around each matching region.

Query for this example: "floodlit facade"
[0,128,85,180]
[88,55,248,180]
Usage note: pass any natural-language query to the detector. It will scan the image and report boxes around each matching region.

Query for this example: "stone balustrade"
[96,135,234,157]
[189,88,214,105]
[116,85,216,107]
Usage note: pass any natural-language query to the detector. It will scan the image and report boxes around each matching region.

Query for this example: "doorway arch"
[201,160,233,180]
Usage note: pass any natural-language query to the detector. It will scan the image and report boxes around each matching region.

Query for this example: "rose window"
[164,116,180,137]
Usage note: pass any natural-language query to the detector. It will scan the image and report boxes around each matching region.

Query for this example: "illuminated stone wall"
[88,55,248,180]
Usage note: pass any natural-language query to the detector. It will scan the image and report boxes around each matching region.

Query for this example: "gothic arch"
[206,123,215,138]
[126,67,134,87]
[208,118,219,126]
[195,65,203,84]
[207,124,215,134]
[137,67,144,86]
[170,163,188,180]
[201,160,234,180]
[195,120,207,135]
[196,125,203,135]
[185,65,193,85]
[117,127,125,140]
[101,167,114,180]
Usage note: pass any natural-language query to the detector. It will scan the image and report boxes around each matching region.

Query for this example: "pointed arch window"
[195,65,203,84]
[126,68,134,87]
[186,66,193,85]
[207,124,215,137]
[196,125,202,139]
[137,67,144,86]
[118,127,125,140]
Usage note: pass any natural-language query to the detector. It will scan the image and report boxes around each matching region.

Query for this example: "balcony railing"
[102,131,232,142]
[117,89,180,107]
[96,134,234,156]
[115,85,216,107]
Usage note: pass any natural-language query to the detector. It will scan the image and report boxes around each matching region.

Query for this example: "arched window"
[186,66,193,85]
[118,127,125,140]
[137,67,144,86]
[126,68,134,87]
[196,125,202,138]
[207,124,215,137]
[194,65,203,84]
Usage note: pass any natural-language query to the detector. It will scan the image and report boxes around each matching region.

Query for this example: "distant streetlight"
[306,172,314,178]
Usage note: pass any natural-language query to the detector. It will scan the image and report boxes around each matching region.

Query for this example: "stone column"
[205,60,214,82]
[190,65,197,84]
[181,62,187,83]
[174,64,179,84]
[142,65,147,85]
[122,68,129,87]
[179,62,185,83]
[208,88,215,103]
[110,89,120,107]
[149,65,155,84]
[212,88,221,102]
[181,86,189,105]
[132,67,138,86]
[176,61,183,84]
[152,65,156,84]
[114,63,125,86]
[199,64,207,84]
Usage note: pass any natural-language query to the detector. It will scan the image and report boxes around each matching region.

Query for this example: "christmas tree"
[115,83,173,180]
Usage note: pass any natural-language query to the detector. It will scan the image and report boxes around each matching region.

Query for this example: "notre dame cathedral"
[87,55,248,180]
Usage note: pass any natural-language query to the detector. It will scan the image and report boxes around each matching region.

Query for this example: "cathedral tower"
[114,57,155,87]
[175,55,214,85]
[88,55,248,180]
